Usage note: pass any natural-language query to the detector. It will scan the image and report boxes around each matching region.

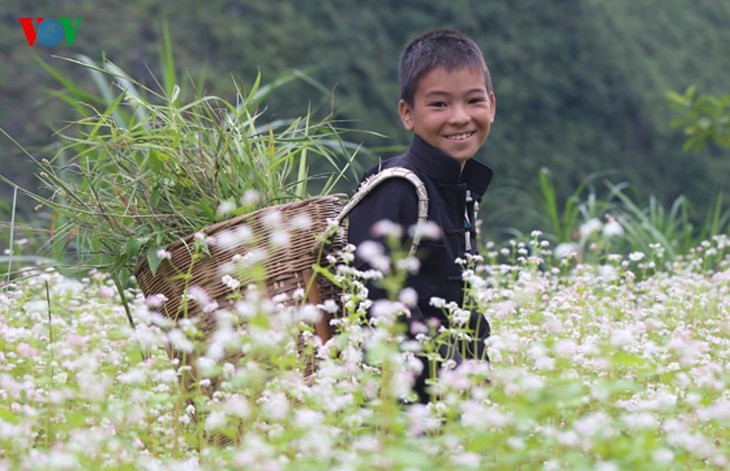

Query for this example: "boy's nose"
[448,105,470,125]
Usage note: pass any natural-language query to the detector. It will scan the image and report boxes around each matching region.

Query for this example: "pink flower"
[17,342,38,358]
[371,219,403,238]
[156,249,172,260]
[146,293,168,308]
[187,285,211,306]
[98,286,115,299]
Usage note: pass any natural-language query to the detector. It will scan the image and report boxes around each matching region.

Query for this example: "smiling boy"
[348,29,496,402]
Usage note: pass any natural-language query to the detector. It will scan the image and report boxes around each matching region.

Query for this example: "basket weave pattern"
[135,195,346,343]
[133,169,426,397]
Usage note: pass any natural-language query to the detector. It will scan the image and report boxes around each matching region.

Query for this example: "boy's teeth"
[448,132,471,141]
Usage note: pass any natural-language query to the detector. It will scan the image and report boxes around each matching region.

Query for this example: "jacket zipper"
[465,190,472,252]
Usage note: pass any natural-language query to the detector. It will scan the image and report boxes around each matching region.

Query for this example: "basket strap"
[335,167,429,257]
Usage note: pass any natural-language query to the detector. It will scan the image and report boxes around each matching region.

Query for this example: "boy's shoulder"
[362,154,415,181]
[357,155,421,202]
[352,154,424,212]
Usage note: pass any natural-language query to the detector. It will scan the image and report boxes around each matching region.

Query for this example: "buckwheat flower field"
[1,235,729,470]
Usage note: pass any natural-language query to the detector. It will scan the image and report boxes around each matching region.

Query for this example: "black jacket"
[348,134,493,331]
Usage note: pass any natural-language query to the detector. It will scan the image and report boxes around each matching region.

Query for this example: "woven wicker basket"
[134,195,347,384]
[134,169,428,392]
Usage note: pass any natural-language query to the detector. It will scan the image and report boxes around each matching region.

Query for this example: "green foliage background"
[1,0,729,240]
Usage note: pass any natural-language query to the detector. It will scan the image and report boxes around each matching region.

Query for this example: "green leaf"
[148,150,163,173]
[125,236,141,259]
[146,247,163,277]
[200,201,215,221]
[159,20,177,98]
[0,407,19,424]
[150,185,161,208]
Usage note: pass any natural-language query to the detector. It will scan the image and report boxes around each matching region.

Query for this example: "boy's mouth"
[445,131,475,141]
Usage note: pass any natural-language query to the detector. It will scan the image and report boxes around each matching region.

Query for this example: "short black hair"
[399,29,493,107]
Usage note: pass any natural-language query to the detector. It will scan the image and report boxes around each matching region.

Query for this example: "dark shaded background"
[2,0,729,240]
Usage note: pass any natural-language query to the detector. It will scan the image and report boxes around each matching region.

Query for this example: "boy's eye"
[428,101,447,108]
[469,97,487,104]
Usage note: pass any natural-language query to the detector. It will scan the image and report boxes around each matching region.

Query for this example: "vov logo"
[18,18,83,46]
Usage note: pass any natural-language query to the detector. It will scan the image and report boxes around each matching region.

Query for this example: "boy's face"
[399,66,495,166]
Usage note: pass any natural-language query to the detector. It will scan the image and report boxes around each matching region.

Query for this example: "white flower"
[398,287,418,307]
[187,285,211,306]
[573,412,610,437]
[261,209,282,228]
[223,396,251,419]
[98,286,115,299]
[534,356,555,371]
[409,220,443,240]
[598,264,618,281]
[610,329,635,348]
[357,240,383,260]
[203,301,220,313]
[238,248,267,267]
[196,356,217,376]
[294,409,324,428]
[356,241,390,273]
[263,392,289,421]
[371,300,399,319]
[48,452,80,469]
[216,225,253,250]
[554,339,577,358]
[17,343,38,358]
[240,189,260,207]
[269,229,290,247]
[371,219,403,238]
[299,305,322,323]
[410,321,428,335]
[407,404,440,435]
[321,299,339,314]
[216,199,236,217]
[395,256,420,274]
[221,274,240,290]
[595,462,620,471]
[204,410,227,430]
[451,452,480,468]
[290,213,312,230]
[652,448,674,465]
[579,218,603,238]
[557,430,579,447]
[554,242,578,259]
[450,307,471,327]
[629,251,645,262]
[168,329,195,352]
[602,220,624,238]
[156,249,172,260]
[429,297,447,309]
[146,293,168,308]
[621,412,658,430]
[507,437,525,450]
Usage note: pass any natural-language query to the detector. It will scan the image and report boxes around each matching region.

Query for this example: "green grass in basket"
[3,55,370,280]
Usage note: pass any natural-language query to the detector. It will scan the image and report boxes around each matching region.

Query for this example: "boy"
[348,29,496,402]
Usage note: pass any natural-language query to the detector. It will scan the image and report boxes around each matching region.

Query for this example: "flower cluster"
[1,233,729,469]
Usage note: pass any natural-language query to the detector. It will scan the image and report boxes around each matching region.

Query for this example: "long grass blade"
[6,187,17,289]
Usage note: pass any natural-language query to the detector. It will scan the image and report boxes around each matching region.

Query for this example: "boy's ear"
[488,92,496,123]
[398,99,415,131]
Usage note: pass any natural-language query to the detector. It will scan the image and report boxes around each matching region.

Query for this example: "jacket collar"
[403,134,494,199]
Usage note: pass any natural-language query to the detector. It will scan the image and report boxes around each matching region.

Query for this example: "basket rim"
[134,193,347,277]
